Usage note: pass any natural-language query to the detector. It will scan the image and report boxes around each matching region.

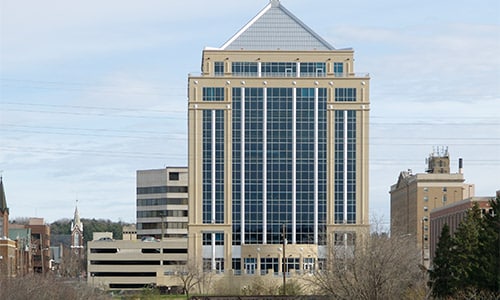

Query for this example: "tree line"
[50,218,130,242]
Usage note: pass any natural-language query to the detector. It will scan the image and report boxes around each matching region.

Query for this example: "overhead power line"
[1,101,185,114]
[1,145,498,165]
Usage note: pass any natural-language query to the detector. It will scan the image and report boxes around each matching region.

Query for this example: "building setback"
[188,0,370,274]
[390,148,474,267]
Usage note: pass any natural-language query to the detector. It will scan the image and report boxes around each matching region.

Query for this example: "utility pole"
[282,224,286,295]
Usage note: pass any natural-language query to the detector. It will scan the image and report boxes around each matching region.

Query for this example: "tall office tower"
[136,167,188,240]
[188,0,370,274]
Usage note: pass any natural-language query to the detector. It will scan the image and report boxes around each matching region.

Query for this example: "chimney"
[458,158,463,174]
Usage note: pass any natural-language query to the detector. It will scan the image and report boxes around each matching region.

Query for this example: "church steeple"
[0,176,8,214]
[0,176,9,237]
[71,200,83,232]
[70,200,84,254]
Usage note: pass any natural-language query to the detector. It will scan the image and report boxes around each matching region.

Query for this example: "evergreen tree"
[452,203,482,290]
[429,223,457,298]
[478,196,500,293]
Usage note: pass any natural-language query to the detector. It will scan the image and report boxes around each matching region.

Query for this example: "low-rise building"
[429,195,495,263]
[87,232,187,290]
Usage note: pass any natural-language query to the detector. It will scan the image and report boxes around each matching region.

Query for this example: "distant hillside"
[50,218,132,242]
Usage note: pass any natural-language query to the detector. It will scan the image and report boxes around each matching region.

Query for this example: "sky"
[1,0,499,225]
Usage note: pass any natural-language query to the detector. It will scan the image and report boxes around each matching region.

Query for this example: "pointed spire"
[0,176,8,214]
[71,200,83,231]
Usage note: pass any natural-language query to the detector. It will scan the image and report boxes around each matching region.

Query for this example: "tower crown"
[219,0,335,51]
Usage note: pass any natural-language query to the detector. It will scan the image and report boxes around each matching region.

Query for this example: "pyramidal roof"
[220,0,334,51]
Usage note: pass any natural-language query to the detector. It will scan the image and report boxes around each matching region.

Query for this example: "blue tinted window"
[214,62,224,76]
[203,110,225,224]
[262,62,296,77]
[232,88,242,245]
[232,62,258,76]
[202,232,224,245]
[335,88,356,102]
[333,62,344,76]
[203,87,224,101]
[334,110,356,224]
[231,87,328,246]
[300,63,326,77]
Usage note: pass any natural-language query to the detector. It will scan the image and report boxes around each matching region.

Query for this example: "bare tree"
[241,276,281,296]
[308,233,427,300]
[174,260,214,298]
[59,248,85,278]
[0,274,109,300]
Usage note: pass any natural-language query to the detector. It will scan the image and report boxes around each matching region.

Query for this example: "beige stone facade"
[390,151,474,267]
[87,235,188,290]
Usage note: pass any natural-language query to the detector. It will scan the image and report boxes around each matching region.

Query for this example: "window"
[318,258,327,270]
[423,187,429,192]
[232,62,258,76]
[74,232,80,247]
[137,198,188,206]
[442,195,447,203]
[169,172,179,181]
[166,222,188,229]
[202,232,224,245]
[300,62,326,77]
[442,187,447,192]
[334,232,356,246]
[423,196,428,202]
[262,62,296,77]
[333,62,344,76]
[244,258,256,274]
[136,186,186,194]
[423,206,428,212]
[203,87,224,101]
[167,186,188,193]
[214,61,224,76]
[335,88,356,102]
[137,186,167,194]
[136,210,188,218]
